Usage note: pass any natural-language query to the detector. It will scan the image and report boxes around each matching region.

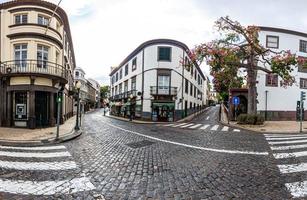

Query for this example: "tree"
[187,16,307,115]
[100,85,109,99]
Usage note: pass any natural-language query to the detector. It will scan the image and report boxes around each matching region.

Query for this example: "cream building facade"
[0,0,76,128]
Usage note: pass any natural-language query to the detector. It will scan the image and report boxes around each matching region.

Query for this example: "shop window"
[15,91,27,120]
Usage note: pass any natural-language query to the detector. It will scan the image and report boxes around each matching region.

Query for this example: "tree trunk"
[247,54,258,115]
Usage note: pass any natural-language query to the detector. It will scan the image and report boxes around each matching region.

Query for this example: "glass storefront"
[152,102,174,122]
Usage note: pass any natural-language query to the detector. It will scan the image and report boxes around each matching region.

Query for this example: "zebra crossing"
[158,123,241,132]
[264,133,307,198]
[0,144,95,196]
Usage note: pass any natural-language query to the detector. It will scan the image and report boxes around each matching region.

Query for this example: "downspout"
[265,90,268,120]
[181,50,184,119]
[141,49,144,118]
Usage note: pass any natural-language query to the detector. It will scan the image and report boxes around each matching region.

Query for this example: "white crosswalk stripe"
[189,124,202,129]
[210,125,219,131]
[158,123,241,132]
[265,134,307,198]
[0,145,96,196]
[221,126,229,131]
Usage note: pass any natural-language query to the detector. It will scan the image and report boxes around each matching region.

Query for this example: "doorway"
[35,91,49,127]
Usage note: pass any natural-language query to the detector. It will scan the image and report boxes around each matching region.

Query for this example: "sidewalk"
[220,105,307,133]
[0,116,81,146]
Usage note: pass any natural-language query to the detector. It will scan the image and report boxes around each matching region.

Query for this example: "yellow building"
[0,0,76,128]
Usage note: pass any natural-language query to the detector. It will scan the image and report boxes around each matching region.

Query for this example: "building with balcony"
[0,0,76,128]
[109,39,208,122]
[74,67,87,113]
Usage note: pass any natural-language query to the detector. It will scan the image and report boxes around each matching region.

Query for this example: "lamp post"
[129,93,133,121]
[74,81,81,131]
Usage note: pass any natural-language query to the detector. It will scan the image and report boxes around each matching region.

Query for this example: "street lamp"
[74,81,81,130]
[129,93,133,121]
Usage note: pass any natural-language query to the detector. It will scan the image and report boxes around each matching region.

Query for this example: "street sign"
[301,91,306,101]
[232,96,240,105]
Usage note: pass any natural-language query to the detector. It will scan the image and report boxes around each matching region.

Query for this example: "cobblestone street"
[0,107,301,199]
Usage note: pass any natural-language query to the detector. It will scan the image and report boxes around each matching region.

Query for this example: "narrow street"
[0,107,300,199]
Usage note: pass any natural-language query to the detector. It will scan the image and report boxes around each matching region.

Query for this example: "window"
[158,47,171,61]
[194,86,196,98]
[124,81,128,92]
[298,56,307,73]
[158,75,170,94]
[300,78,307,89]
[14,91,27,120]
[191,65,194,76]
[119,83,122,94]
[125,64,129,76]
[185,79,189,94]
[14,44,27,67]
[38,15,49,26]
[190,83,193,96]
[190,102,192,109]
[119,68,123,79]
[194,70,197,80]
[56,22,61,32]
[115,72,118,82]
[115,86,118,95]
[37,45,49,68]
[15,14,27,24]
[266,35,279,48]
[56,51,60,65]
[266,74,278,87]
[75,71,79,77]
[132,58,137,71]
[131,76,136,91]
[300,40,307,53]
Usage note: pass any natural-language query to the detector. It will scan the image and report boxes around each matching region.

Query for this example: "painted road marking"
[210,125,219,131]
[189,124,202,129]
[270,144,307,151]
[163,124,174,127]
[233,129,241,132]
[221,126,229,132]
[172,123,187,127]
[273,151,307,159]
[0,177,95,195]
[206,116,210,120]
[200,125,210,130]
[0,151,71,158]
[103,121,268,156]
[265,134,307,138]
[180,123,194,128]
[278,162,307,174]
[285,180,307,198]
[266,136,307,141]
[268,139,307,145]
[0,145,66,151]
[0,161,77,171]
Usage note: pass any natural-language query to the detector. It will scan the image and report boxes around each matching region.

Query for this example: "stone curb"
[0,129,82,147]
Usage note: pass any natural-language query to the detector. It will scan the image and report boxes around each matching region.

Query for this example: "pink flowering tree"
[186,16,307,115]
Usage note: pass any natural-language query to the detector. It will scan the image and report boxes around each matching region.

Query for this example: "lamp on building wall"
[74,81,81,130]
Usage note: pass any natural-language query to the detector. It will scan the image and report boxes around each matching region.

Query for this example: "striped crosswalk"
[159,123,240,132]
[0,144,95,196]
[265,133,307,198]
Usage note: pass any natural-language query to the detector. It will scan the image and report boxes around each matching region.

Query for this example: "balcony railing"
[110,90,138,101]
[150,86,177,96]
[0,60,68,80]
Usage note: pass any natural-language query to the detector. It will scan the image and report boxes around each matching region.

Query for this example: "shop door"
[158,106,169,122]
[35,91,49,127]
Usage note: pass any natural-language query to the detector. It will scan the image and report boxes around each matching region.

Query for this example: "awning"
[152,102,175,109]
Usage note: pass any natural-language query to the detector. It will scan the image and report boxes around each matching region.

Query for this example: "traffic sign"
[232,96,240,105]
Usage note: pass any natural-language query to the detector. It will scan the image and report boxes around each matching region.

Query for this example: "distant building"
[74,67,88,113]
[109,39,209,122]
[88,78,101,108]
[0,0,76,128]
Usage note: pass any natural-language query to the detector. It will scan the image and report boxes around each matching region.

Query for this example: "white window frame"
[14,44,28,67]
[37,45,49,68]
[38,15,50,26]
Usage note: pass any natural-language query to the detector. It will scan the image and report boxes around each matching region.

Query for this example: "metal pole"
[265,90,268,121]
[74,89,80,130]
[80,103,82,127]
[56,93,60,140]
[300,101,303,133]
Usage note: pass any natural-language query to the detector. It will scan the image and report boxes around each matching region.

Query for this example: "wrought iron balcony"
[0,60,68,81]
[150,86,177,96]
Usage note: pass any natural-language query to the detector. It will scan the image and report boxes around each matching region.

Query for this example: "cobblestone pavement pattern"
[0,107,299,199]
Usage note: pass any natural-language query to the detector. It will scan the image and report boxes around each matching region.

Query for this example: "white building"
[109,39,208,122]
[257,27,307,120]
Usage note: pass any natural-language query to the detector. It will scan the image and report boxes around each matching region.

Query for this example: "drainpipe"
[265,90,268,120]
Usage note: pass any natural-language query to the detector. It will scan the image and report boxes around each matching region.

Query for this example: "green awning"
[152,102,175,108]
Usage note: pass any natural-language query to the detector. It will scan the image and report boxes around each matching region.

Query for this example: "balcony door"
[158,75,170,95]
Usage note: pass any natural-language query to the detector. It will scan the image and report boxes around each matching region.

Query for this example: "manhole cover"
[125,140,155,149]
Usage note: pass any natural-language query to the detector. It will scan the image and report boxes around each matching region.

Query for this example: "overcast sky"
[1,0,307,85]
